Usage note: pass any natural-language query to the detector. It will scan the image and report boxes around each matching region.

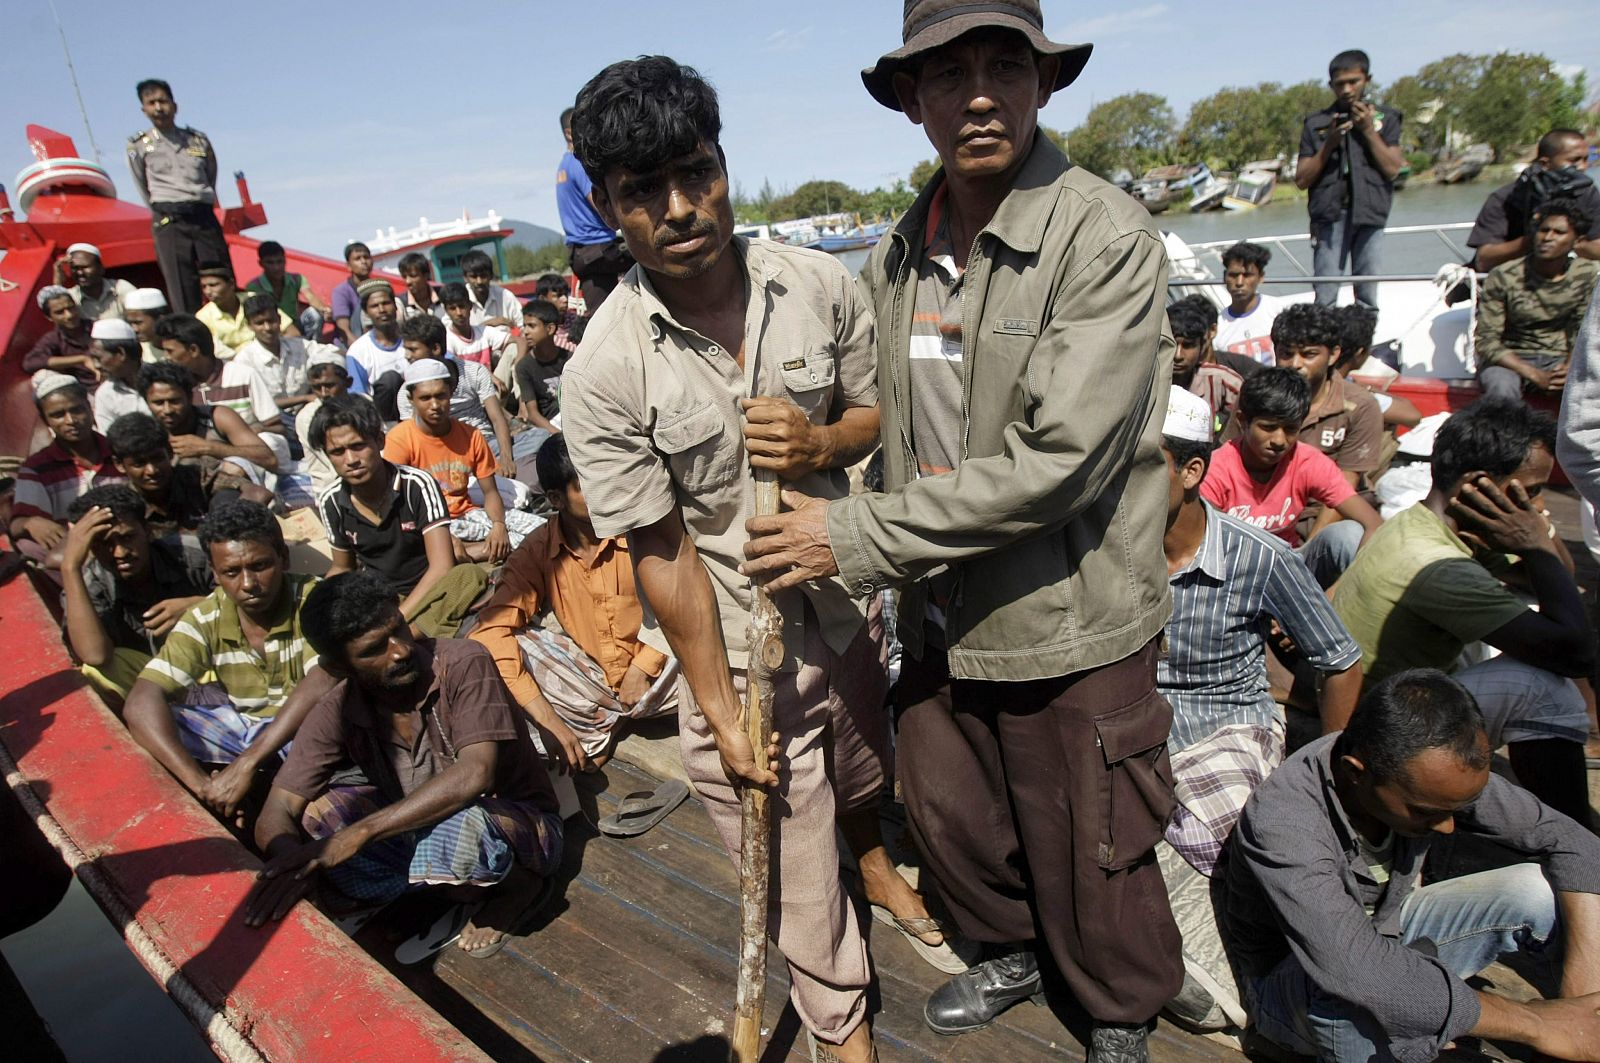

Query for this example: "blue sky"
[4,0,1597,257]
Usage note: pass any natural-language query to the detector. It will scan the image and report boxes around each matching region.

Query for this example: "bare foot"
[457,866,536,954]
[857,849,942,946]
[818,1022,875,1063]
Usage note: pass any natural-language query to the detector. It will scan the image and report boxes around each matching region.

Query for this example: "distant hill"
[499,218,564,250]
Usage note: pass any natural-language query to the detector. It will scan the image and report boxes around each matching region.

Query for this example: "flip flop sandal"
[869,903,976,975]
[460,875,560,961]
[393,899,485,966]
[598,779,689,838]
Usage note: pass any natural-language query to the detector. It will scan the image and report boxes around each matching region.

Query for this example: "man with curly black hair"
[1270,303,1384,490]
[1214,242,1285,363]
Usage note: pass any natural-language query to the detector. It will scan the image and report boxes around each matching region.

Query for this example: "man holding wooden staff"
[743,3,1183,1060]
[561,56,921,1063]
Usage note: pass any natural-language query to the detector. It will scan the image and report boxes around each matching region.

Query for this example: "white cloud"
[1055,4,1170,40]
[762,27,814,53]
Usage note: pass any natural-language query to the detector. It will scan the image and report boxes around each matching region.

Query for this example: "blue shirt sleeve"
[345,354,370,395]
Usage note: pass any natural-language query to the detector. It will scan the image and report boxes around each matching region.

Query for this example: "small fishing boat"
[1436,144,1493,184]
[1188,173,1231,212]
[1221,169,1277,211]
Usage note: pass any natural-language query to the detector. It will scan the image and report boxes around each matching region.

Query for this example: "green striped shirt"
[140,574,321,718]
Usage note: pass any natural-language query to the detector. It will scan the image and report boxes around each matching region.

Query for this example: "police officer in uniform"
[127,79,229,316]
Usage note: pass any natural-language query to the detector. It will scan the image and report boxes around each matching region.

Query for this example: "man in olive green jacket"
[744,2,1181,1058]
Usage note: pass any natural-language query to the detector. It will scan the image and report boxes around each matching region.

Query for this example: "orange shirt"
[469,518,668,706]
[382,419,496,518]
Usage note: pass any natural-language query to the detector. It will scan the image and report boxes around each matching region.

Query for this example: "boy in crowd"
[246,240,329,342]
[61,484,212,702]
[312,396,487,639]
[24,286,97,384]
[105,413,214,540]
[331,241,374,345]
[534,273,579,352]
[235,294,321,415]
[460,249,523,330]
[509,300,567,444]
[1201,368,1381,586]
[155,314,283,438]
[244,570,563,958]
[1474,197,1600,402]
[347,281,408,417]
[1154,387,1363,1030]
[396,314,520,475]
[1213,243,1285,364]
[124,287,169,362]
[195,263,297,351]
[383,359,518,564]
[1169,300,1242,431]
[1221,671,1600,1062]
[90,319,150,432]
[123,500,332,826]
[11,373,121,570]
[138,361,276,505]
[440,282,516,372]
[397,252,443,320]
[471,437,678,772]
[1335,303,1421,429]
[1333,397,1595,826]
[1271,303,1384,490]
[1172,294,1265,380]
[295,349,356,498]
[66,243,136,322]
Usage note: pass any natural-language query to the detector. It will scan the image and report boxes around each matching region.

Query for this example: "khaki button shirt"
[562,237,876,669]
[127,126,218,206]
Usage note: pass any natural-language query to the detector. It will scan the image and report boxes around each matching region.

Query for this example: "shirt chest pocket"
[652,403,740,492]
[778,349,837,420]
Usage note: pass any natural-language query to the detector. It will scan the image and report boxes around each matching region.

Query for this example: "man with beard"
[347,281,409,419]
[560,56,943,1062]
[124,287,170,363]
[123,500,333,826]
[244,570,563,959]
[65,243,137,322]
[743,3,1183,1058]
[137,361,276,508]
[12,372,121,570]
[1469,129,1600,272]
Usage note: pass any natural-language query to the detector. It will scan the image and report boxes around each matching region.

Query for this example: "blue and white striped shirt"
[1160,503,1361,752]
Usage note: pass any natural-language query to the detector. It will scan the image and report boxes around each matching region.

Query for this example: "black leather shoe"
[1087,1022,1151,1063]
[923,948,1043,1035]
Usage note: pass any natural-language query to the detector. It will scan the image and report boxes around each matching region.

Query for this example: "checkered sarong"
[514,627,678,758]
[450,507,545,550]
[172,688,290,766]
[1164,722,1282,877]
[301,784,563,904]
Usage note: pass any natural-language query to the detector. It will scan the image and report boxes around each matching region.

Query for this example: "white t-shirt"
[444,323,512,372]
[1215,293,1286,365]
[94,376,149,433]
[233,336,337,400]
[346,330,409,383]
[397,358,497,437]
[469,284,524,329]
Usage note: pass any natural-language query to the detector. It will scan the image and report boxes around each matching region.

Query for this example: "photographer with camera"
[1295,49,1405,309]
[1468,130,1600,273]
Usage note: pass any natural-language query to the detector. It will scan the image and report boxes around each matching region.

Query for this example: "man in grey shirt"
[1220,669,1600,1062]
[126,78,228,316]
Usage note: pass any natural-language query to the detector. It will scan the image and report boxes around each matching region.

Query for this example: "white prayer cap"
[124,288,168,311]
[66,242,102,259]
[403,358,451,387]
[1163,386,1214,444]
[306,346,346,369]
[32,370,80,400]
[91,319,138,342]
[36,285,72,311]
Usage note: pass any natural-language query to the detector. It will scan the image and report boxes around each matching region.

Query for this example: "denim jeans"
[1296,519,1363,588]
[1479,353,1564,402]
[1312,211,1384,308]
[1248,863,1559,1062]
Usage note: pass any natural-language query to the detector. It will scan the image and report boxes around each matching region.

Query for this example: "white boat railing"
[1178,221,1475,280]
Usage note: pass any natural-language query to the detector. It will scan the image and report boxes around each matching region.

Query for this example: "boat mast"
[46,0,103,166]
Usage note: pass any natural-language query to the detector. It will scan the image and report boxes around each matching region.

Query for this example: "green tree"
[1181,82,1321,171]
[1064,93,1176,177]
[859,180,916,219]
[504,241,568,278]
[909,158,939,192]
[766,180,864,221]
[1459,53,1585,159]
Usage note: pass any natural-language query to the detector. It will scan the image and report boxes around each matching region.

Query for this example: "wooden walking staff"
[731,468,784,1063]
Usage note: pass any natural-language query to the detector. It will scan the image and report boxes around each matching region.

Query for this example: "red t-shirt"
[1199,439,1354,547]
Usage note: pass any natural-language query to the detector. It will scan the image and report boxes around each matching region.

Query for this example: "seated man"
[104,413,214,541]
[1270,303,1384,491]
[1213,242,1285,365]
[235,293,323,416]
[123,500,332,825]
[1467,128,1600,272]
[507,300,566,448]
[1172,294,1265,381]
[124,287,170,363]
[23,286,96,385]
[246,240,329,342]
[384,359,532,563]
[1475,197,1600,402]
[1336,303,1420,430]
[396,313,521,473]
[244,570,564,958]
[331,242,375,346]
[138,361,276,506]
[471,436,677,771]
[61,484,212,703]
[195,262,297,351]
[396,252,443,320]
[66,242,136,322]
[311,395,486,638]
[1333,397,1595,826]
[1156,387,1364,1031]
[1201,368,1381,586]
[90,319,150,433]
[440,282,516,373]
[1220,670,1600,1063]
[459,249,523,330]
[346,281,408,417]
[295,349,355,498]
[155,312,285,447]
[1169,300,1242,431]
[534,273,579,352]
[11,373,120,570]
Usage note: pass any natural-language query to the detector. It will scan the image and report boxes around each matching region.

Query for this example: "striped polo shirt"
[140,573,321,718]
[13,435,123,521]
